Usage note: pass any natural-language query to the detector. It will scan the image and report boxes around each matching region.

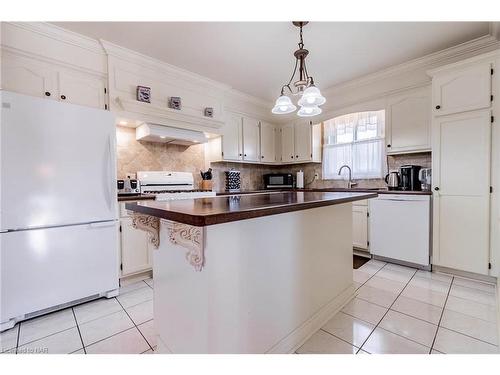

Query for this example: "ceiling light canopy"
[271,22,326,117]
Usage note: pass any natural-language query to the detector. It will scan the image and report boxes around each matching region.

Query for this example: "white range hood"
[136,123,209,145]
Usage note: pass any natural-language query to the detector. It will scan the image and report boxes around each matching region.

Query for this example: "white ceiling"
[52,22,490,100]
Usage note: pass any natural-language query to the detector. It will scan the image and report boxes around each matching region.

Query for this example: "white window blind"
[322,110,386,180]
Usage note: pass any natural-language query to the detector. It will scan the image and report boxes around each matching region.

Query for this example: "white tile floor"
[0,278,156,354]
[1,260,499,354]
[297,259,500,354]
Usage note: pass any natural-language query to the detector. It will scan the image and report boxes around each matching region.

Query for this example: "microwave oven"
[263,173,294,189]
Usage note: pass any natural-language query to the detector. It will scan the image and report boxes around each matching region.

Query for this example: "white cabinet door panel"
[387,87,431,153]
[58,70,106,109]
[222,114,242,161]
[432,109,491,274]
[434,195,489,274]
[1,53,56,98]
[120,217,152,276]
[294,121,312,162]
[281,124,295,162]
[433,63,491,116]
[242,116,260,162]
[352,205,368,250]
[433,110,491,196]
[260,121,276,162]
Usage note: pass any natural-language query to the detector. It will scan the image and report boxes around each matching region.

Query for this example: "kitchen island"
[126,191,377,354]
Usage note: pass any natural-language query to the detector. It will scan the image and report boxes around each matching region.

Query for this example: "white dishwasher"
[369,194,431,269]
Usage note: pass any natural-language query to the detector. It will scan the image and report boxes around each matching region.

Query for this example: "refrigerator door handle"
[88,221,116,228]
[105,133,113,212]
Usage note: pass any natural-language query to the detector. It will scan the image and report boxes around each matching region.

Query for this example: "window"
[322,110,386,180]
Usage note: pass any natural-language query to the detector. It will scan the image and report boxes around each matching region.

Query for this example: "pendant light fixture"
[272,22,326,117]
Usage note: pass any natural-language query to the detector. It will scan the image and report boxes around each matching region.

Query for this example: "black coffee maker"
[399,165,422,191]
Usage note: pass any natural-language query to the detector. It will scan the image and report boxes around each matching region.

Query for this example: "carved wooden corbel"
[164,220,204,271]
[131,213,160,248]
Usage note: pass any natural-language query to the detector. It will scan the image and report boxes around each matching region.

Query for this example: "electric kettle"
[385,171,400,190]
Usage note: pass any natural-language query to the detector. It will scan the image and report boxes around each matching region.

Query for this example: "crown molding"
[100,39,273,113]
[490,22,500,41]
[101,39,231,92]
[427,49,500,76]
[322,34,500,97]
[5,22,105,55]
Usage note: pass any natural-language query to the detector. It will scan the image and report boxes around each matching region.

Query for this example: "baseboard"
[373,255,431,271]
[119,270,153,286]
[353,249,371,258]
[156,336,173,354]
[433,265,497,284]
[266,284,356,354]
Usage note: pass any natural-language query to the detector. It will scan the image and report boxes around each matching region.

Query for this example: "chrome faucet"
[338,165,357,189]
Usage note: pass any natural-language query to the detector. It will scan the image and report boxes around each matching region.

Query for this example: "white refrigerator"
[0,91,119,332]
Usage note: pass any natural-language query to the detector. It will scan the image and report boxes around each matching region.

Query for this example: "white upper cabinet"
[281,123,295,163]
[1,53,56,99]
[294,121,312,162]
[432,63,492,116]
[222,114,242,161]
[386,86,431,154]
[311,123,322,163]
[242,116,260,162]
[1,51,108,110]
[278,121,320,164]
[260,121,276,163]
[57,70,107,109]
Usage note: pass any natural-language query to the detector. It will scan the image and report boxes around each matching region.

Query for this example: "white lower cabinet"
[119,203,152,277]
[352,201,369,251]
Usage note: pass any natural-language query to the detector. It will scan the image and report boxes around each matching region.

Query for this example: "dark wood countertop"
[117,194,156,202]
[216,188,432,196]
[126,191,378,227]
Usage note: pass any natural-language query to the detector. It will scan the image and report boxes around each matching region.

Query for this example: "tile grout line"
[356,265,420,353]
[14,324,77,351]
[351,261,390,353]
[114,297,154,352]
[428,276,454,353]
[302,261,388,354]
[14,321,21,354]
[319,328,361,352]
[72,307,87,354]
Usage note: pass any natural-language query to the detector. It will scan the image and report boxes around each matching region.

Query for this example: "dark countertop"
[117,194,156,202]
[125,191,378,227]
[216,188,432,196]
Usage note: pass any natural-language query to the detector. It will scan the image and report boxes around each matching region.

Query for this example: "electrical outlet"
[126,172,136,179]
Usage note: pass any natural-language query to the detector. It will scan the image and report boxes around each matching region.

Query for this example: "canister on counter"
[225,169,241,192]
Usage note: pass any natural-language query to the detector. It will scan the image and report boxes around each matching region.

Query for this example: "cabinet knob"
[435,105,441,109]
[44,91,51,97]
[239,153,242,157]
[261,155,264,159]
[387,144,391,148]
[60,95,66,100]
[296,155,299,158]
[291,156,294,159]
[434,187,440,191]
[244,154,247,157]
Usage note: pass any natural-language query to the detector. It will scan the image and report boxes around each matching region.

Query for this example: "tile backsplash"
[116,125,431,191]
[116,126,205,186]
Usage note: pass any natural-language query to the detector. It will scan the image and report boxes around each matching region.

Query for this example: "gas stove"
[137,171,216,201]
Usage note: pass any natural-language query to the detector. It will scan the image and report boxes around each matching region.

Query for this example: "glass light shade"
[297,105,322,117]
[297,85,326,107]
[271,95,297,114]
